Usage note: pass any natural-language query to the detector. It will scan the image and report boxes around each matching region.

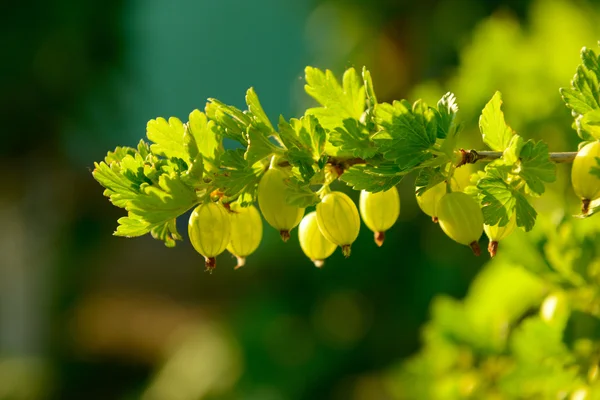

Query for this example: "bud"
[359,187,400,246]
[257,167,305,241]
[188,202,231,271]
[436,192,483,255]
[298,212,337,267]
[316,191,360,257]
[227,204,263,269]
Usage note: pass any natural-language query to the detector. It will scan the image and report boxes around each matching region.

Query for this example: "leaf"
[246,87,275,134]
[114,172,198,246]
[146,117,188,161]
[285,178,320,208]
[205,99,251,145]
[244,125,281,164]
[518,140,556,196]
[150,219,182,248]
[329,119,378,159]
[477,168,537,231]
[278,115,326,182]
[185,110,222,169]
[479,91,514,151]
[304,66,365,131]
[212,149,264,203]
[373,99,437,170]
[578,109,600,139]
[362,66,377,111]
[92,153,150,208]
[340,164,405,192]
[415,167,446,196]
[560,46,600,119]
[434,92,458,139]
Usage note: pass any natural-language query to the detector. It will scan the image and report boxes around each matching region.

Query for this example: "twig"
[456,149,577,167]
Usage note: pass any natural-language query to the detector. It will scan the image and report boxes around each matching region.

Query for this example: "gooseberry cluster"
[189,163,401,270]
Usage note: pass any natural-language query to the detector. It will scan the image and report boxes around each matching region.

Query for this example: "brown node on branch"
[342,244,352,258]
[204,257,217,273]
[469,241,481,256]
[456,149,478,168]
[488,241,499,258]
[374,231,385,247]
[582,199,591,215]
[280,230,291,242]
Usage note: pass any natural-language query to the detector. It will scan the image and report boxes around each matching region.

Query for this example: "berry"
[484,213,516,257]
[188,202,231,271]
[359,187,400,246]
[316,191,360,257]
[298,212,337,267]
[257,167,305,241]
[571,141,600,214]
[227,204,263,269]
[416,181,447,223]
[436,192,483,255]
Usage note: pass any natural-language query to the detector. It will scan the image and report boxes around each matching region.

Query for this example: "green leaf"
[560,46,600,117]
[285,178,320,208]
[518,140,556,196]
[434,92,458,139]
[278,115,326,182]
[205,99,251,145]
[304,66,365,131]
[246,87,275,134]
[362,66,377,111]
[479,91,514,151]
[114,172,198,246]
[93,153,151,208]
[340,164,404,192]
[373,99,437,169]
[212,149,264,204]
[146,117,188,161]
[578,109,600,139]
[150,219,182,248]
[329,119,378,159]
[185,110,222,170]
[415,167,446,196]
[244,126,281,165]
[477,168,537,231]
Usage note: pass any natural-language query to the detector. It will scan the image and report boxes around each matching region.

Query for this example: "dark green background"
[1,0,599,399]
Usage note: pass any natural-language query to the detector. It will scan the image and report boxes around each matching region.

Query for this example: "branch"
[457,149,577,167]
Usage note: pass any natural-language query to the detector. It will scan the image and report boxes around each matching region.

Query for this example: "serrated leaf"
[578,109,600,139]
[340,164,404,192]
[304,66,365,131]
[285,178,320,208]
[150,219,182,248]
[278,115,326,182]
[213,149,264,203]
[477,169,536,231]
[479,91,514,151]
[561,47,600,119]
[185,110,222,170]
[518,140,556,195]
[373,99,436,169]
[329,119,378,159]
[246,87,275,134]
[502,135,524,165]
[434,92,458,139]
[205,99,251,145]
[415,168,446,196]
[93,154,150,208]
[245,126,280,164]
[146,117,188,161]
[114,172,197,246]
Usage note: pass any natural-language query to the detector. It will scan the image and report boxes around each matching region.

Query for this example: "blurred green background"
[2,0,600,399]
